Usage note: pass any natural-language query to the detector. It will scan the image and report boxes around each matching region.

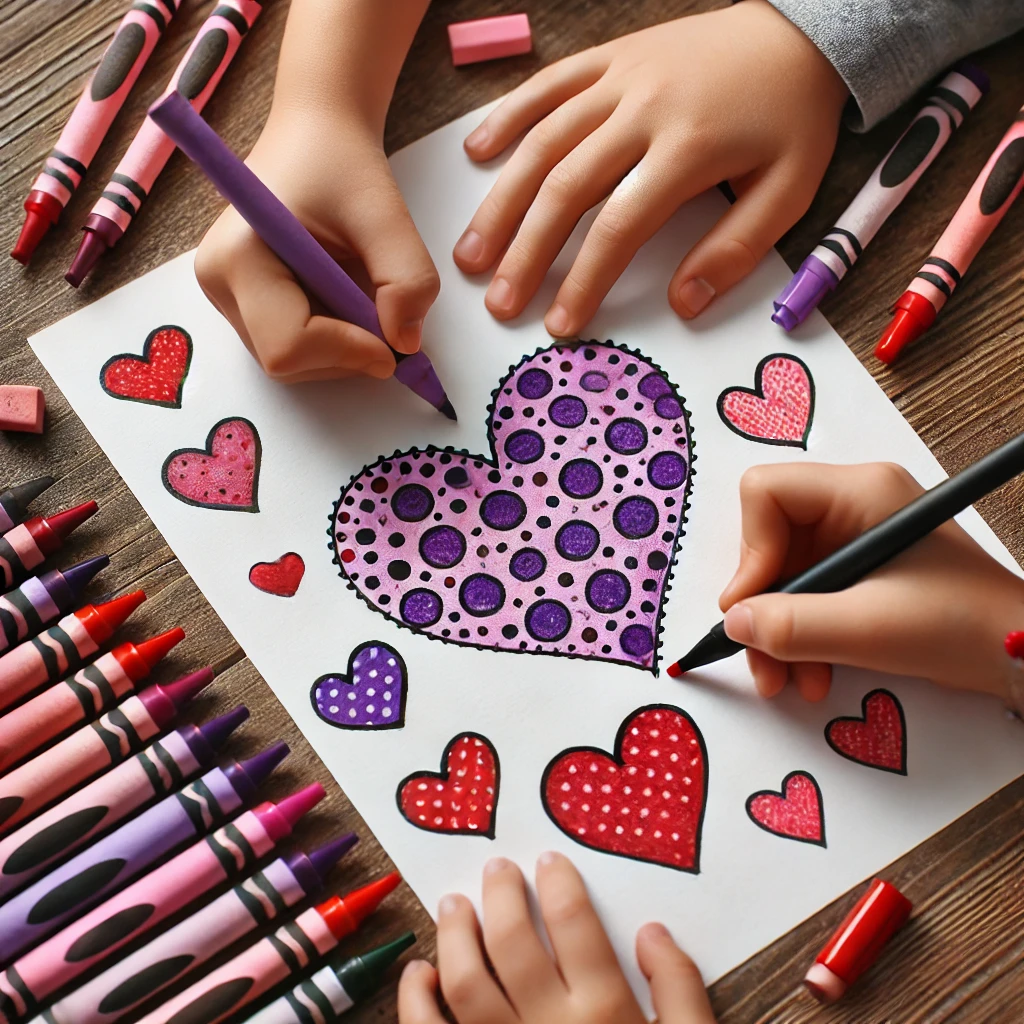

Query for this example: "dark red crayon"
[0,501,98,590]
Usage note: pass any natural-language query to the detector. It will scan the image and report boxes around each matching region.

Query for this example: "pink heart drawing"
[717,353,814,449]
[162,417,261,512]
[330,342,693,671]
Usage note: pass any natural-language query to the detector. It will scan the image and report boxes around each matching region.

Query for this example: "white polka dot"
[348,709,357,718]
[366,688,376,697]
[383,692,392,701]
[328,705,339,714]
[382,708,392,717]
[329,689,338,698]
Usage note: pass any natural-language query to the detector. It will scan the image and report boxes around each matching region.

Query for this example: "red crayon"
[0,590,144,714]
[0,501,97,591]
[804,878,912,1003]
[0,626,183,773]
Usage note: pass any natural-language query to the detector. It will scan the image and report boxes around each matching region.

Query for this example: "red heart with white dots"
[717,353,814,448]
[745,771,826,846]
[397,733,499,838]
[541,704,708,872]
[826,689,907,775]
[249,553,305,597]
[101,325,192,408]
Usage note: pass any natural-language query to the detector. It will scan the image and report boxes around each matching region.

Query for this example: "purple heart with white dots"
[311,642,407,729]
[330,341,694,673]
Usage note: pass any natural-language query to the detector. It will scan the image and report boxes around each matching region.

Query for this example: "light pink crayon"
[11,0,182,264]
[67,0,264,285]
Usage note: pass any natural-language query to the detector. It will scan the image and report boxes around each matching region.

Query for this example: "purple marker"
[0,478,54,535]
[0,741,288,963]
[146,90,457,421]
[0,555,108,655]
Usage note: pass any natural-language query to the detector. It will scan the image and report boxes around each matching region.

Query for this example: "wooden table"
[2,1,1023,1020]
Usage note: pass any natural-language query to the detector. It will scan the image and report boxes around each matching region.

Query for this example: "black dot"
[440,453,452,464]
[459,629,470,638]
[444,467,469,488]
[499,407,514,419]
[388,560,411,581]
[554,435,567,444]
[614,465,628,478]
[535,586,546,596]
[537,516,551,528]
[648,551,668,570]
[606,620,618,630]
[602,546,615,558]
[512,476,524,487]
[643,579,657,592]
[442,629,451,637]
[497,542,508,553]
[400,462,412,474]
[355,528,375,544]
[478,627,488,637]
[609,354,620,364]
[625,364,638,376]
[420,571,431,581]
[365,576,380,590]
[388,533,405,548]
[450,499,467,514]
[616,388,628,399]
[524,407,534,417]
[662,531,674,543]
[641,601,655,613]
[379,595,391,605]
[582,627,598,642]
[502,624,519,639]
[584,348,596,360]
[512,598,523,608]
[449,612,461,622]
[488,470,501,483]
[601,644,612,654]
[359,499,375,513]
[381,463,392,473]
[546,496,560,508]
[364,552,379,564]
[624,556,638,570]
[558,572,574,587]
[420,464,436,477]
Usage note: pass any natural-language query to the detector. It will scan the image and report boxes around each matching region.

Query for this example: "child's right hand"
[718,462,1024,703]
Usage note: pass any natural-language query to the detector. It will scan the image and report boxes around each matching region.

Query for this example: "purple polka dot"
[647,451,687,490]
[549,396,587,428]
[505,429,545,464]
[419,525,466,568]
[605,418,648,455]
[581,371,609,392]
[525,599,571,642]
[510,548,546,581]
[639,372,672,400]
[555,520,599,561]
[559,459,603,499]
[586,570,630,613]
[613,496,659,539]
[480,491,527,530]
[517,368,553,399]
[655,395,683,420]
[401,589,442,627]
[620,624,654,657]
[460,574,506,617]
[392,484,434,522]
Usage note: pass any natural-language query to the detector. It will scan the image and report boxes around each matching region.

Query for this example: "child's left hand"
[397,852,717,1024]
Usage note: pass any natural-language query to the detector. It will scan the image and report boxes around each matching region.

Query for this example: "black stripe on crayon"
[31,635,60,681]
[0,985,21,1021]
[828,226,863,257]
[818,238,853,271]
[51,148,87,177]
[925,256,961,284]
[284,989,316,1024]
[917,271,952,297]
[112,172,148,201]
[0,606,20,647]
[269,932,303,973]
[299,978,335,1021]
[92,718,124,762]
[286,919,320,962]
[100,190,138,216]
[212,4,250,34]
[70,677,96,719]
[6,968,32,1011]
[254,866,288,913]
[0,537,23,579]
[932,86,970,120]
[236,876,271,925]
[138,746,164,793]
[111,706,142,748]
[928,97,958,134]
[226,822,257,864]
[42,166,77,192]
[8,587,44,639]
[153,739,184,789]
[131,1,167,31]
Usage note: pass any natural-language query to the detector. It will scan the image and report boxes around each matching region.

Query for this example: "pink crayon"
[0,697,237,902]
[0,627,183,774]
[0,502,98,592]
[11,0,182,264]
[0,660,203,836]
[0,792,345,1023]
[67,0,264,285]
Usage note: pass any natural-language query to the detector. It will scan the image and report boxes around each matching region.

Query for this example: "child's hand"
[454,0,848,335]
[398,853,716,1024]
[718,462,1024,702]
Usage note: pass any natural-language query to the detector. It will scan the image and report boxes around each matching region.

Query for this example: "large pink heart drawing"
[162,417,261,512]
[330,342,693,671]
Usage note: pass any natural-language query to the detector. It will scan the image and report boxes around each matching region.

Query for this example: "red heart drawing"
[541,704,708,872]
[100,326,192,408]
[249,553,305,597]
[826,689,907,775]
[746,771,826,847]
[162,417,261,513]
[397,733,499,838]
[717,353,814,448]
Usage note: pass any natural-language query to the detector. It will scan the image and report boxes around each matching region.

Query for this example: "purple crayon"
[0,479,54,535]
[0,793,344,1024]
[0,556,108,656]
[0,741,287,963]
[0,702,242,902]
[773,63,989,329]
[36,825,349,1024]
[147,90,457,421]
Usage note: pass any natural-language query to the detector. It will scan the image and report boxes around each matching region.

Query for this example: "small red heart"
[542,704,708,872]
[249,553,305,597]
[826,689,907,775]
[746,771,826,846]
[101,326,192,408]
[162,417,261,513]
[397,733,499,838]
[718,353,814,448]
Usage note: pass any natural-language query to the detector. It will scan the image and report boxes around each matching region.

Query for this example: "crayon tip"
[953,60,991,94]
[665,660,683,678]
[6,475,55,510]
[135,627,186,669]
[438,398,458,422]
[11,207,55,265]
[276,781,326,827]
[240,740,290,787]
[198,704,249,748]
[93,589,146,632]
[875,309,926,364]
[307,832,359,880]
[339,871,402,930]
[45,500,99,541]
[356,930,417,977]
[61,554,110,599]
[65,229,109,288]
[161,667,215,708]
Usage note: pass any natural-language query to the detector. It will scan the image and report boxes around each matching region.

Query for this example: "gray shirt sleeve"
[767,0,1024,130]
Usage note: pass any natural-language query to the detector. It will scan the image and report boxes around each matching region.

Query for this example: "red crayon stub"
[0,386,45,434]
[805,878,912,1003]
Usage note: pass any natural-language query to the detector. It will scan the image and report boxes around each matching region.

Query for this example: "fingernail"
[466,126,490,150]
[402,959,429,977]
[537,850,562,867]
[486,276,514,313]
[397,319,423,350]
[438,894,460,917]
[676,277,715,318]
[454,229,484,264]
[639,922,670,942]
[485,856,510,875]
[723,604,755,645]
[545,303,571,336]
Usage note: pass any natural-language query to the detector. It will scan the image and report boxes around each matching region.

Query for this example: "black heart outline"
[745,769,827,847]
[716,352,815,449]
[310,640,407,731]
[825,688,908,776]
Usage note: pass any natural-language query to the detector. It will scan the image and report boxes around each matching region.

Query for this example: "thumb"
[636,923,717,1024]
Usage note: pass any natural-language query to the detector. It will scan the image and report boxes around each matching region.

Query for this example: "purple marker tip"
[161,667,216,708]
[307,832,359,881]
[772,254,838,330]
[952,60,990,95]
[239,740,290,787]
[61,554,110,600]
[198,705,250,749]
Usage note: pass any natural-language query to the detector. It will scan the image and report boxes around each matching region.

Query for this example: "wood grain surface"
[2,0,1023,1020]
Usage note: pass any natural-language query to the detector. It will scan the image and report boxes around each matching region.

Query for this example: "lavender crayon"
[0,502,97,591]
[0,480,54,536]
[0,696,236,901]
[0,556,108,656]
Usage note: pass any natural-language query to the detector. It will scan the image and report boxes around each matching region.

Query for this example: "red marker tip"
[334,872,402,933]
[276,782,327,827]
[11,192,62,265]
[94,590,146,632]
[665,661,682,678]
[45,500,99,541]
[161,667,215,708]
[135,627,186,670]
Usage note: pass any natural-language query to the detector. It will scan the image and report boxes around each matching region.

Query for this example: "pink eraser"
[0,385,45,434]
[448,14,531,67]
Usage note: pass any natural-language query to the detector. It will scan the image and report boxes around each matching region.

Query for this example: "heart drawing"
[330,342,693,671]
[311,641,407,730]
[826,689,907,775]
[397,733,499,837]
[162,417,261,512]
[745,770,826,847]
[100,325,192,408]
[249,553,305,598]
[541,705,708,872]
[717,353,814,449]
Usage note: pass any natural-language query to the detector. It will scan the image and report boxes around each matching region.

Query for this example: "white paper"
[30,104,1024,1006]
